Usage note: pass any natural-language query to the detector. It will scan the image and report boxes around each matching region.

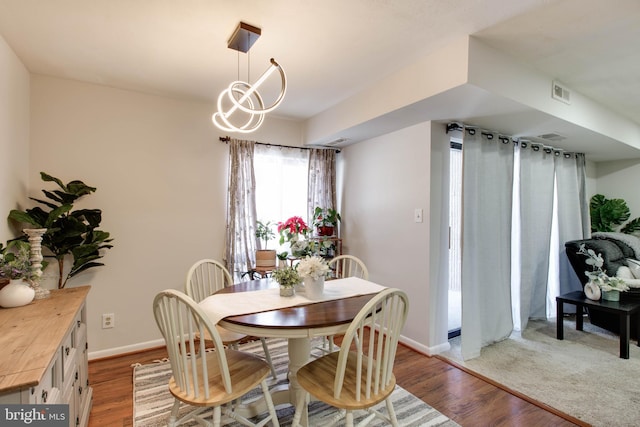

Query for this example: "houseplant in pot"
[277,216,312,257]
[255,220,276,268]
[312,207,341,236]
[0,240,36,307]
[271,266,300,297]
[8,172,114,289]
[577,243,630,301]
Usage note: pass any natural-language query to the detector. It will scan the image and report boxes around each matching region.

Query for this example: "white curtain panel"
[518,144,555,330]
[307,148,337,225]
[461,131,515,360]
[555,152,588,296]
[224,139,258,277]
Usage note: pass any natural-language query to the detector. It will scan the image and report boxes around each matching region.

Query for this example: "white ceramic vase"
[0,279,36,308]
[304,276,325,300]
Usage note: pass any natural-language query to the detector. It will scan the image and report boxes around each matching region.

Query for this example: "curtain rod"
[219,136,340,153]
[445,122,584,158]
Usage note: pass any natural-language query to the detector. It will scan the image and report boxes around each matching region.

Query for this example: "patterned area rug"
[133,338,459,426]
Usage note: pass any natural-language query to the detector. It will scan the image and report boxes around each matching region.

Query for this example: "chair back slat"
[328,255,369,280]
[185,259,234,302]
[333,288,408,402]
[153,290,233,399]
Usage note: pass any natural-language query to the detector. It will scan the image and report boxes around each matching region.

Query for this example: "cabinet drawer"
[30,351,62,404]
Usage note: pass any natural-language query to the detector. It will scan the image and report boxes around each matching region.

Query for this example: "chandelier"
[212,22,287,134]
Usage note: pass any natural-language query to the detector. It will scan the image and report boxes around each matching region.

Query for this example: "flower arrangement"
[271,266,301,288]
[0,241,34,281]
[277,216,309,245]
[297,256,329,280]
[577,244,630,292]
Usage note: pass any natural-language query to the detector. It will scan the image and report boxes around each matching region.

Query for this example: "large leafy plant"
[590,194,640,233]
[8,172,114,289]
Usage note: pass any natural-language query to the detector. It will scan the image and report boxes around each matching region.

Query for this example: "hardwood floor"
[88,342,587,427]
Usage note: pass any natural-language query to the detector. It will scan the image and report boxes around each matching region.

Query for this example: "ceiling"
[0,0,639,160]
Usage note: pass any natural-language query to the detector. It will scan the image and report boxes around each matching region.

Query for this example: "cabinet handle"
[77,320,81,328]
[78,386,83,395]
[75,372,79,381]
[65,347,70,356]
[42,390,47,403]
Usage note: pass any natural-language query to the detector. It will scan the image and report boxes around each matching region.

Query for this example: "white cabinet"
[0,286,92,427]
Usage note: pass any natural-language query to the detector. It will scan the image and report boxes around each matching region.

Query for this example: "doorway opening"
[448,139,462,339]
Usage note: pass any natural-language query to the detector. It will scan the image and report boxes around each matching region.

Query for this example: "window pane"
[254,145,309,250]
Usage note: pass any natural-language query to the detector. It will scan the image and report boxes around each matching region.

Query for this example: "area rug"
[440,317,640,427]
[134,338,459,426]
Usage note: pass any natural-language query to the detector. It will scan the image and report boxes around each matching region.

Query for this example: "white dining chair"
[185,259,277,379]
[153,289,280,427]
[291,287,409,427]
[319,255,370,354]
[328,254,369,281]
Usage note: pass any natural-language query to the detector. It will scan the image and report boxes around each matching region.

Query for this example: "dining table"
[198,276,386,426]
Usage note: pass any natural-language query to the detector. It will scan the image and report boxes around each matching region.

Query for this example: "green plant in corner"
[590,194,640,233]
[8,172,114,289]
[255,220,276,250]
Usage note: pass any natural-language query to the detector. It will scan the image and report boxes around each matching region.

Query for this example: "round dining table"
[214,278,377,426]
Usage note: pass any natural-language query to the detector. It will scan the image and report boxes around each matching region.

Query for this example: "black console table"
[556,291,640,359]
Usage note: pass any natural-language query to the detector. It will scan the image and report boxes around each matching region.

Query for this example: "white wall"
[29,75,303,356]
[593,159,640,222]
[0,34,30,242]
[339,121,447,354]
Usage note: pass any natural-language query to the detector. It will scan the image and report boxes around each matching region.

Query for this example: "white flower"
[297,256,329,280]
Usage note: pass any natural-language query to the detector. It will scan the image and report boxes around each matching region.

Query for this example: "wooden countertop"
[0,286,90,394]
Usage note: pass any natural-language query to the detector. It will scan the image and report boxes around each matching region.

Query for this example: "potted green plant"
[312,207,341,236]
[8,172,114,289]
[590,194,640,233]
[255,220,276,268]
[277,251,289,268]
[271,266,300,297]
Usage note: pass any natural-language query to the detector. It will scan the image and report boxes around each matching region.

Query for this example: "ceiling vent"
[552,80,571,105]
[537,132,567,141]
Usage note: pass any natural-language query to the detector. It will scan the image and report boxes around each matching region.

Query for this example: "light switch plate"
[414,208,423,223]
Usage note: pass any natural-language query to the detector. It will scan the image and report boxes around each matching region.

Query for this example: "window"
[254,145,309,251]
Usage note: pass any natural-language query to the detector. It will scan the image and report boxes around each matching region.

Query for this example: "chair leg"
[213,406,221,427]
[345,410,354,427]
[261,379,280,427]
[291,391,308,427]
[385,397,399,427]
[260,337,277,380]
[167,398,179,426]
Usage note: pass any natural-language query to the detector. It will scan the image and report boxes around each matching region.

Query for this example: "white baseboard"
[399,335,450,356]
[89,335,450,360]
[88,338,165,360]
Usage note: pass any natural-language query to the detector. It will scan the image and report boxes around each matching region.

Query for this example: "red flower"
[277,216,309,234]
